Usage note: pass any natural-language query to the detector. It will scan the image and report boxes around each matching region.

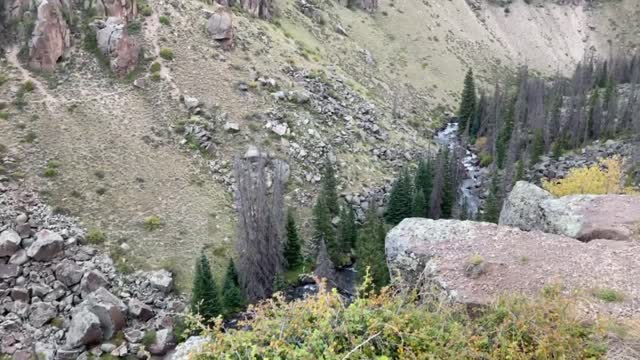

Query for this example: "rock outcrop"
[345,0,378,12]
[0,185,185,358]
[94,17,140,76]
[28,0,71,71]
[207,8,234,49]
[217,0,271,19]
[95,0,138,22]
[500,181,640,241]
[385,218,640,318]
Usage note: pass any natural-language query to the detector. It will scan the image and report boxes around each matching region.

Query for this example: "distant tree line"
[456,54,640,219]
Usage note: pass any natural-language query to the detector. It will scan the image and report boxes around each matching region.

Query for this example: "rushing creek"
[434,122,483,218]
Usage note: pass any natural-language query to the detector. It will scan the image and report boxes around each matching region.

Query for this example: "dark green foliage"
[496,95,516,169]
[356,208,389,290]
[515,159,525,183]
[273,273,286,293]
[483,174,502,224]
[530,129,545,164]
[459,198,469,221]
[222,260,245,315]
[412,190,427,218]
[321,160,339,216]
[458,69,477,134]
[384,169,414,225]
[284,210,303,270]
[312,195,338,264]
[191,254,222,322]
[413,159,433,217]
[337,206,357,254]
[440,156,455,219]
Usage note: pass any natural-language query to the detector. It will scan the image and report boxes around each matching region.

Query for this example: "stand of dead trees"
[234,154,286,301]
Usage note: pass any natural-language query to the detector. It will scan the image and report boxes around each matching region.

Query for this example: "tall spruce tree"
[356,206,389,290]
[312,195,339,264]
[414,159,433,217]
[412,190,427,218]
[483,174,501,224]
[284,210,303,270]
[458,69,477,134]
[222,260,245,316]
[321,159,339,216]
[530,129,545,164]
[337,206,358,254]
[191,253,222,322]
[385,169,414,225]
[440,152,455,219]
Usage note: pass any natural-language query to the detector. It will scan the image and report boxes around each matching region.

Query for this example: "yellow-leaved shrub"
[543,156,638,196]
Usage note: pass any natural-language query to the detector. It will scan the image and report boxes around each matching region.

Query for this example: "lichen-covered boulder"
[385,218,640,319]
[94,17,140,76]
[500,181,640,241]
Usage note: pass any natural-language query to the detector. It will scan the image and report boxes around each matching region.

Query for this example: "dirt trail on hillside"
[6,46,58,111]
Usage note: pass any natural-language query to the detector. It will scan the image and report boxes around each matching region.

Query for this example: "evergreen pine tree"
[514,159,525,183]
[483,174,501,224]
[458,69,477,134]
[459,198,469,221]
[496,95,516,169]
[284,210,303,270]
[414,159,433,217]
[312,195,338,264]
[191,253,222,322]
[530,129,545,164]
[222,260,245,315]
[440,151,455,219]
[337,206,358,254]
[356,207,390,290]
[272,272,286,293]
[384,169,414,225]
[412,190,427,218]
[321,159,339,216]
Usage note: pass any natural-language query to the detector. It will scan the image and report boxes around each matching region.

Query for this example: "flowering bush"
[190,277,607,359]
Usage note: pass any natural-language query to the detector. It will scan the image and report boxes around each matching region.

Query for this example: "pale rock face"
[95,0,138,22]
[95,17,140,76]
[500,181,640,241]
[0,229,21,257]
[207,8,234,41]
[216,0,271,19]
[28,0,71,71]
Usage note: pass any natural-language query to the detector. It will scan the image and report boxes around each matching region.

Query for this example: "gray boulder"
[146,270,173,294]
[128,298,154,321]
[170,336,207,360]
[9,249,29,265]
[78,288,127,339]
[206,8,234,41]
[0,229,21,256]
[55,259,84,286]
[500,181,640,241]
[66,310,103,348]
[27,229,64,261]
[148,328,176,355]
[385,218,640,318]
[80,270,109,297]
[34,342,56,360]
[0,264,19,279]
[28,302,57,328]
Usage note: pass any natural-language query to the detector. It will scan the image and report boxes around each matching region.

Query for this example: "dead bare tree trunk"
[234,152,286,301]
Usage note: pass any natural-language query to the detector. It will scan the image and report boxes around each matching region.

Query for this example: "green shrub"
[50,317,64,329]
[86,227,106,244]
[94,170,105,179]
[142,330,157,347]
[592,288,624,303]
[150,62,161,73]
[127,20,142,34]
[22,80,35,92]
[151,71,161,81]
[42,168,58,178]
[468,254,484,266]
[0,73,8,85]
[190,282,607,359]
[0,111,8,120]
[96,187,107,195]
[479,153,493,167]
[159,48,174,60]
[23,131,37,143]
[143,215,162,231]
[159,15,170,25]
[47,160,62,169]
